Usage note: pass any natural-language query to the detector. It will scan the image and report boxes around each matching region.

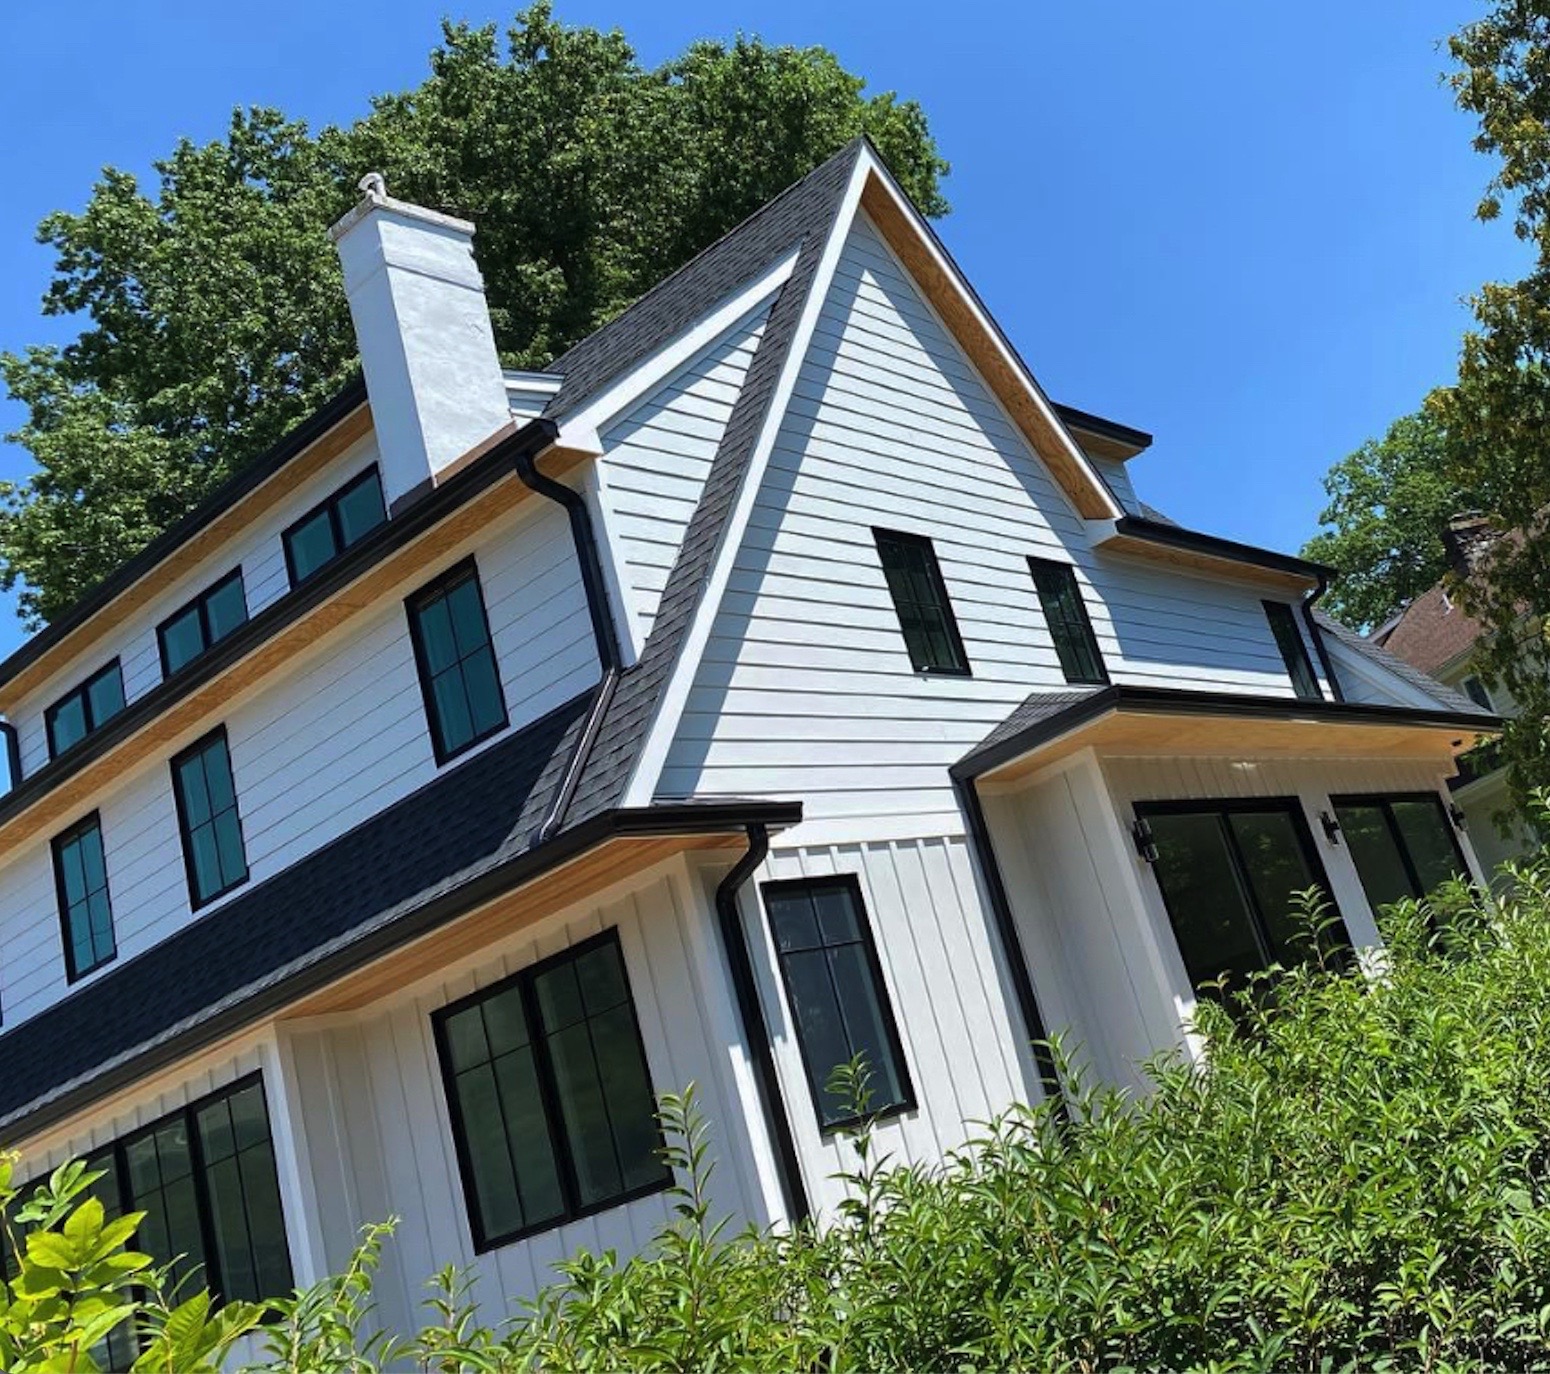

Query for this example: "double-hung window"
[1028,558,1108,685]
[1331,793,1470,914]
[1263,600,1322,700]
[1137,798,1348,1009]
[158,569,248,677]
[53,812,115,981]
[170,727,248,909]
[45,660,126,760]
[407,559,508,763]
[873,528,971,675]
[433,930,670,1252]
[282,466,386,587]
[761,875,914,1130]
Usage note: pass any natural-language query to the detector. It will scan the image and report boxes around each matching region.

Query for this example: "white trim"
[554,249,800,445]
[261,1030,328,1287]
[581,460,645,665]
[619,157,872,808]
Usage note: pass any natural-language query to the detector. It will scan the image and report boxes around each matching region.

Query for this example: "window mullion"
[1383,802,1426,900]
[1219,812,1276,967]
[522,976,582,1221]
[182,1105,225,1303]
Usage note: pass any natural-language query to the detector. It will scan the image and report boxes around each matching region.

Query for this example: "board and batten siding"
[594,301,771,646]
[284,863,775,1340]
[0,495,598,1029]
[748,834,1044,1218]
[984,751,1477,1093]
[658,213,1340,826]
[13,431,385,778]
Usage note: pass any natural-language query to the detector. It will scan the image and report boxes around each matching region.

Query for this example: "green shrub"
[13,825,1550,1371]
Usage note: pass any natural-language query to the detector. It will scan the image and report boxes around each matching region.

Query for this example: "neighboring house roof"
[0,683,798,1143]
[1371,583,1484,678]
[1314,610,1489,716]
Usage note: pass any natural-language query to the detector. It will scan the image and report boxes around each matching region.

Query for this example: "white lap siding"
[282,863,775,1341]
[0,495,598,1028]
[659,214,1334,827]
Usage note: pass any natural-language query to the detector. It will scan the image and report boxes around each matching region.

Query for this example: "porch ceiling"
[954,685,1501,789]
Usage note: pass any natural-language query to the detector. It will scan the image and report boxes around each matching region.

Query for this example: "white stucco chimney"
[329,173,512,507]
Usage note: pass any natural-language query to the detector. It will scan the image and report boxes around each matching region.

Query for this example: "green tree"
[1300,403,1474,628]
[0,4,947,626]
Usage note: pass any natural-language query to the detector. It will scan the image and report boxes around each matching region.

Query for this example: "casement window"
[1028,558,1108,686]
[760,875,914,1130]
[53,812,115,982]
[45,660,126,760]
[158,568,249,678]
[1263,601,1322,701]
[433,930,671,1252]
[282,465,387,587]
[872,528,971,676]
[1331,793,1470,914]
[170,727,248,909]
[1136,798,1348,1008]
[406,559,508,763]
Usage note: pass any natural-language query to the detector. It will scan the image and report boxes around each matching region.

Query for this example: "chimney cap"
[328,175,476,244]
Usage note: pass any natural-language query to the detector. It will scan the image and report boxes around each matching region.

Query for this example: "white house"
[0,140,1495,1354]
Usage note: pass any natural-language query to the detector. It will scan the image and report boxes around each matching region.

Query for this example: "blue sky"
[0,0,1528,657]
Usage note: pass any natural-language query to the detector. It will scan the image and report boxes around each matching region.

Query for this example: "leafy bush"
[12,831,1550,1371]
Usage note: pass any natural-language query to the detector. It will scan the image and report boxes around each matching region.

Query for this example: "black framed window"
[407,559,508,763]
[433,929,671,1252]
[53,812,115,982]
[761,875,914,1130]
[1332,793,1470,914]
[1461,675,1493,711]
[1263,601,1322,700]
[170,727,248,909]
[1028,558,1108,685]
[158,569,249,678]
[872,528,970,675]
[1138,798,1348,1009]
[282,466,386,587]
[45,660,126,760]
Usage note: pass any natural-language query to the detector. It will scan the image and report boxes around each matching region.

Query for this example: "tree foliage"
[0,3,947,626]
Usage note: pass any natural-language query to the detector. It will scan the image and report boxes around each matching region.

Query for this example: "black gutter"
[0,377,370,697]
[953,777,1067,1118]
[1301,573,1346,704]
[713,824,812,1225]
[514,446,625,844]
[0,417,559,835]
[954,684,1503,783]
[0,797,803,1148]
[1108,515,1333,585]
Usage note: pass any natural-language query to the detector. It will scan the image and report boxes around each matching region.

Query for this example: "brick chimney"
[1441,512,1496,579]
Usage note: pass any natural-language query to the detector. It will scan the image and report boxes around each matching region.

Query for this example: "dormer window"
[45,660,126,760]
[282,466,387,587]
[158,569,249,678]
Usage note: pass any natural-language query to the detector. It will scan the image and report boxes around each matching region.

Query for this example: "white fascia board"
[551,249,800,450]
[855,149,1122,523]
[619,158,872,809]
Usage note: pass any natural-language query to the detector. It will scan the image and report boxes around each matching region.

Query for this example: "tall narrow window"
[53,812,115,981]
[45,660,126,760]
[1264,601,1322,700]
[407,559,508,763]
[158,569,249,678]
[434,930,671,1252]
[1138,798,1348,1009]
[872,529,970,675]
[1332,793,1470,914]
[761,876,914,1130]
[1028,557,1108,685]
[1461,675,1493,711]
[120,1077,293,1306]
[170,727,248,909]
[282,466,386,587]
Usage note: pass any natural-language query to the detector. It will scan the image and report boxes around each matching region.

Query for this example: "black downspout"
[514,446,624,844]
[1301,574,1345,704]
[953,775,1068,1120]
[714,824,811,1226]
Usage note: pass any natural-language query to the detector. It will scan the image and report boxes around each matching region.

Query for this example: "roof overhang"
[1091,516,1333,594]
[0,798,801,1149]
[954,685,1501,789]
[1053,403,1153,461]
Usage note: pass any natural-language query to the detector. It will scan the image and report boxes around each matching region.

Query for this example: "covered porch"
[955,687,1497,1092]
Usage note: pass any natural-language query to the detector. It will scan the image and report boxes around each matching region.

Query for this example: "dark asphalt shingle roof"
[1314,610,1490,717]
[959,688,1108,767]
